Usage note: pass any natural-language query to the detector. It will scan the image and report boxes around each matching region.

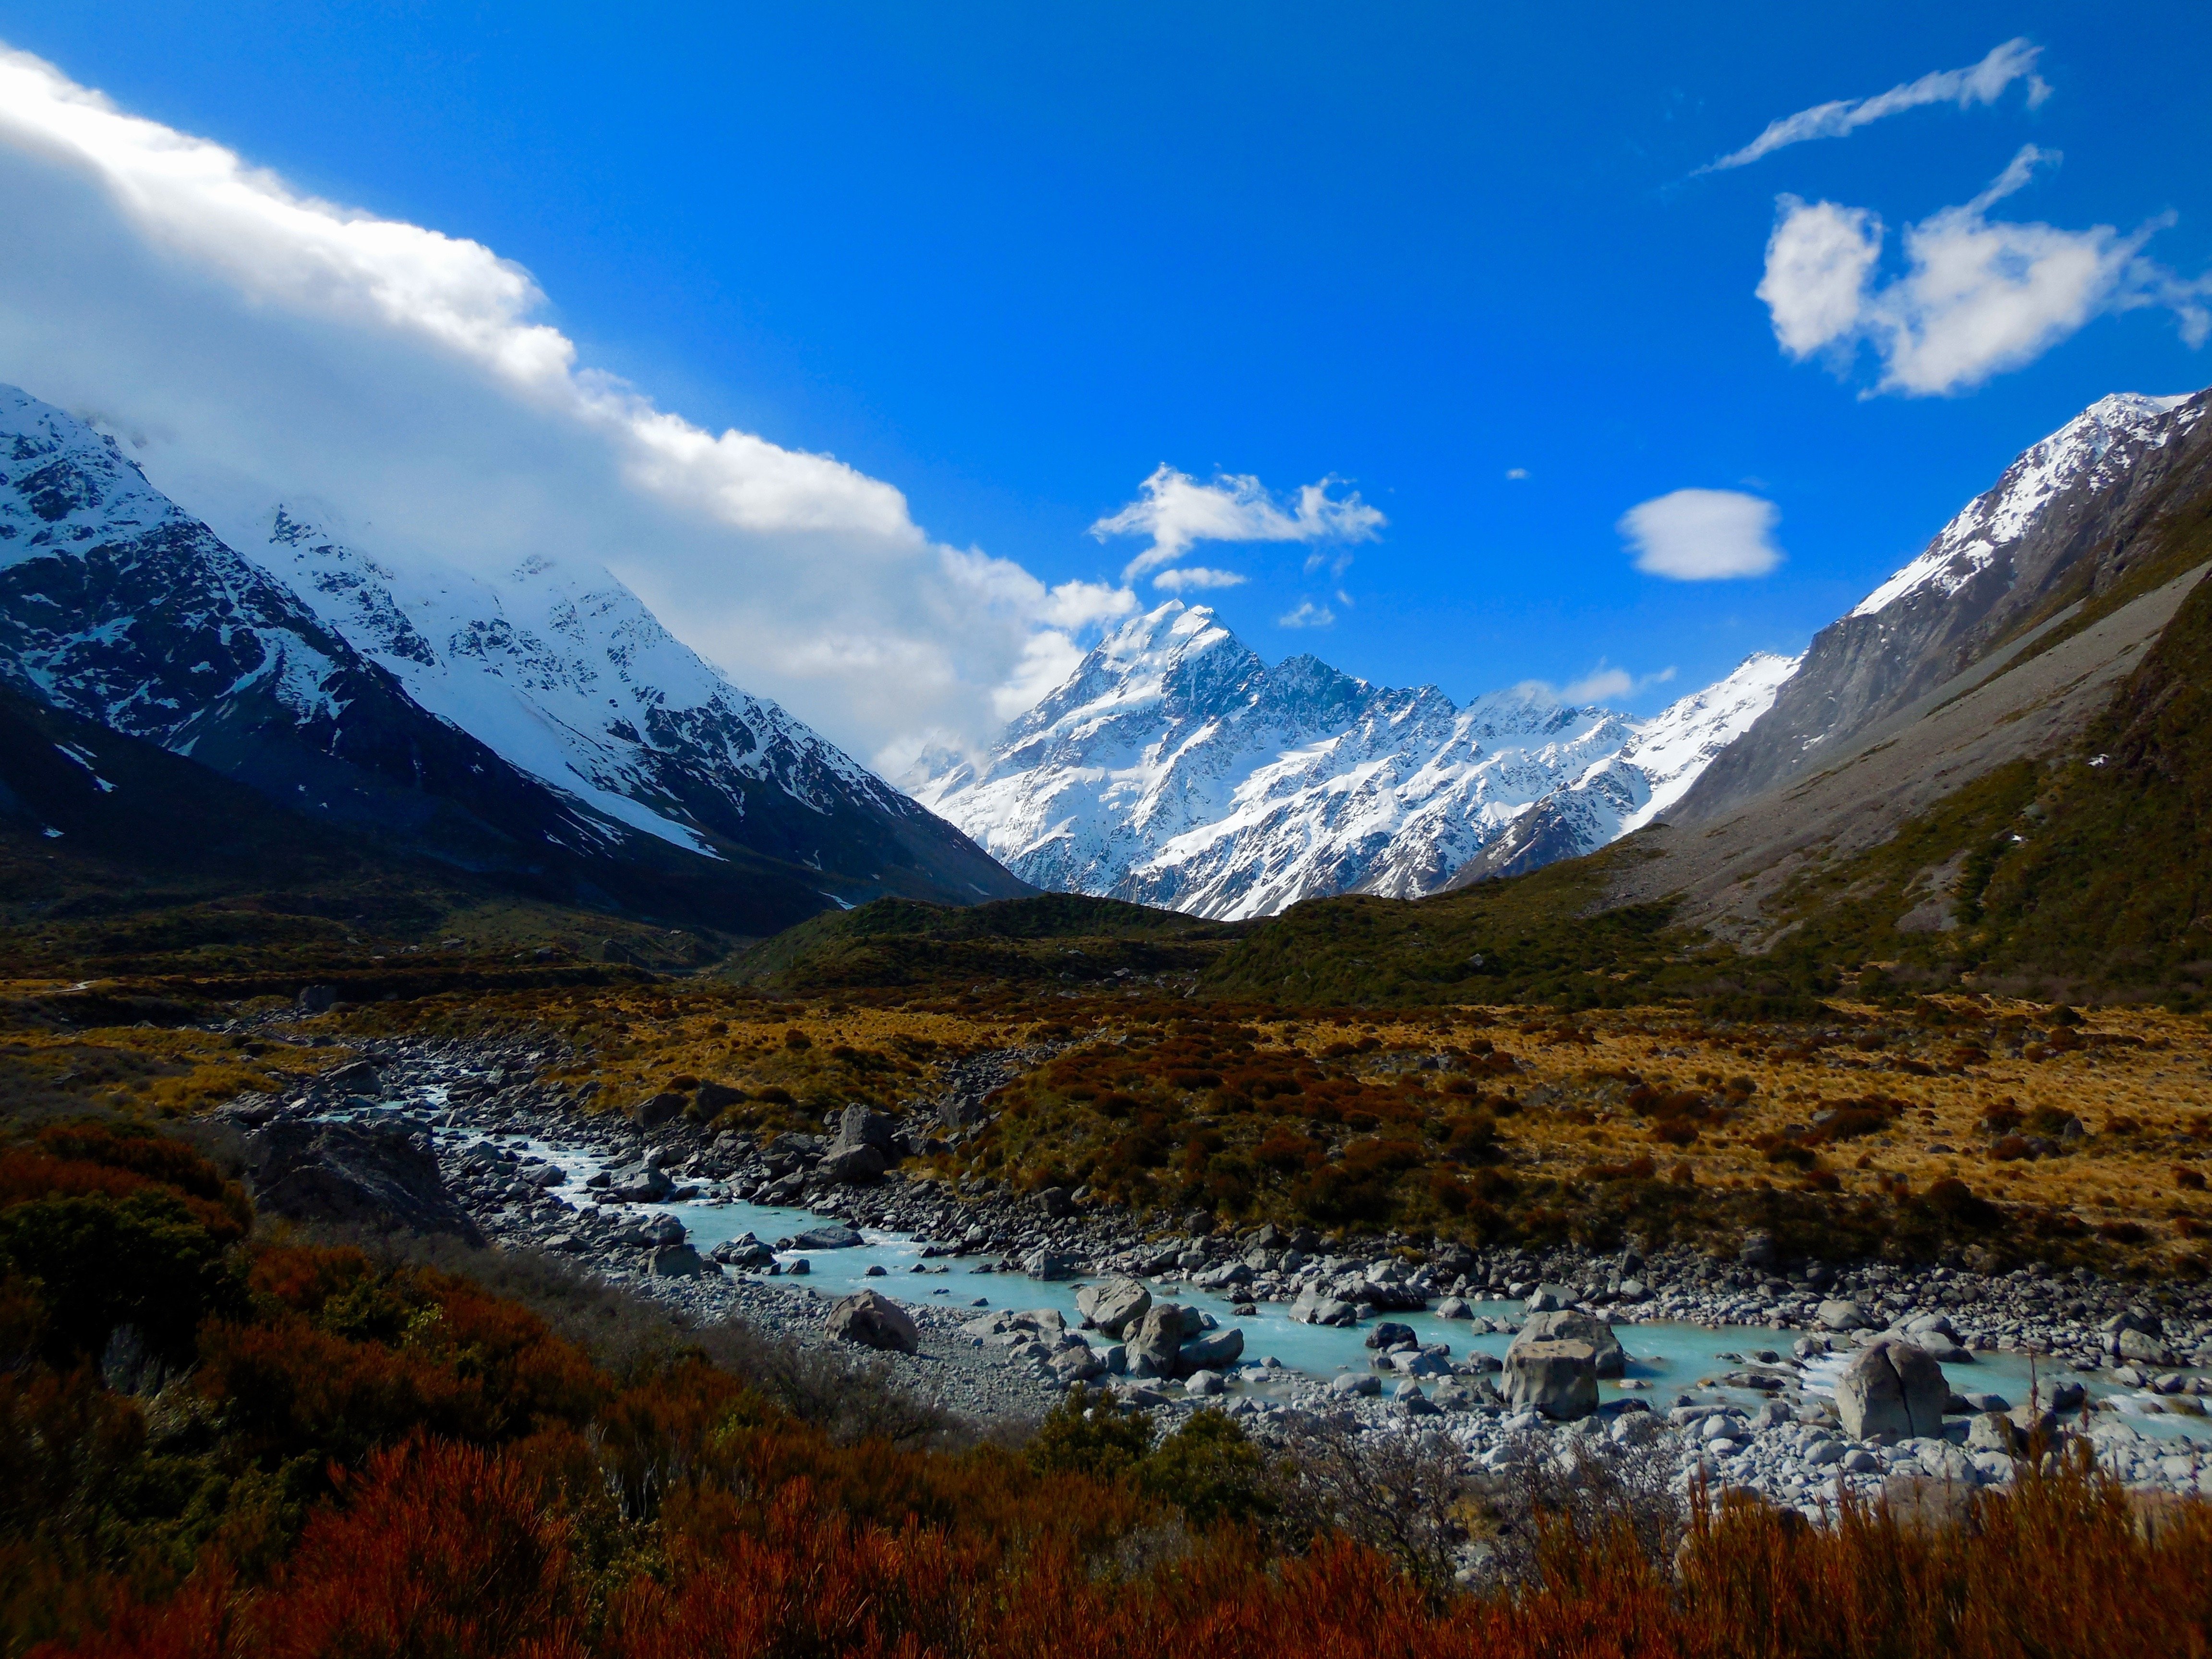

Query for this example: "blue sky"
[0,2,2207,759]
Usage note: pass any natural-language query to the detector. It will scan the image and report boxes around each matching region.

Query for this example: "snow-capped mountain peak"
[914,601,1797,918]
[1851,392,2201,619]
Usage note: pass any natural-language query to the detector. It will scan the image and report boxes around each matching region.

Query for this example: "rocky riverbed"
[219,1026,2212,1513]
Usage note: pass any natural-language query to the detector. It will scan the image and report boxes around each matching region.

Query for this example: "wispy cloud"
[1619,489,1783,580]
[1277,599,1335,628]
[1091,464,1383,588]
[1153,565,1248,592]
[1702,38,2050,173]
[1561,662,1676,704]
[1756,147,2212,396]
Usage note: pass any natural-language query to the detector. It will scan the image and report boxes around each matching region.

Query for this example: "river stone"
[1076,1277,1153,1336]
[2115,1328,2175,1366]
[1127,1303,1188,1375]
[631,1091,687,1129]
[794,1224,863,1250]
[1022,1249,1079,1281]
[1179,1326,1244,1374]
[1512,1309,1625,1378]
[649,1245,704,1278]
[826,1290,919,1355]
[1290,1284,1360,1326]
[1524,1283,1574,1313]
[1048,1344,1104,1382]
[1503,1338,1599,1420]
[1835,1337,1948,1439]
[1817,1299,1868,1332]
[605,1161,673,1203]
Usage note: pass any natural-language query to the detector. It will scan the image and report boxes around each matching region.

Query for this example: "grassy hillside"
[731,892,1250,996]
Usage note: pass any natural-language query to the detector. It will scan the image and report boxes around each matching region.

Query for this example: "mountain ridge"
[914,601,1794,920]
[0,384,1025,934]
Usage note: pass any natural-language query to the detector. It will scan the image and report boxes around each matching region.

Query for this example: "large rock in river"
[1502,1338,1599,1420]
[1076,1277,1152,1336]
[1835,1336,1948,1439]
[826,1290,920,1355]
[1512,1309,1625,1378]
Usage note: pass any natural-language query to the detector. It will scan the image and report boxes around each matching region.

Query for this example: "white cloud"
[1505,467,1528,480]
[1091,463,1383,588]
[1704,38,2050,172]
[0,41,1127,767]
[1757,148,2210,396]
[1560,662,1677,704]
[1619,489,1784,580]
[1277,600,1335,628]
[1152,565,1248,592]
[1757,197,1885,358]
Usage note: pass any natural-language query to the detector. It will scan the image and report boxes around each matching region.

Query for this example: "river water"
[440,1113,2204,1442]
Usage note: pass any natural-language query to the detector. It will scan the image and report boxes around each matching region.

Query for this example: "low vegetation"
[6,1116,2212,1659]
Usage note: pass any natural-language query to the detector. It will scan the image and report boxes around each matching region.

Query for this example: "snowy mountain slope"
[245,508,1023,906]
[1441,650,1800,887]
[0,384,1022,929]
[1679,387,2212,823]
[913,602,1796,919]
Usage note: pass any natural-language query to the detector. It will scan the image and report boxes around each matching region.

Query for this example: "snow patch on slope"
[242,507,908,857]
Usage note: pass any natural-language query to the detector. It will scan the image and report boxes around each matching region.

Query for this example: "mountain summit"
[913,602,1794,919]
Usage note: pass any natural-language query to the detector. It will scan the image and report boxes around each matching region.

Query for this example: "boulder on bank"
[826,1290,919,1355]
[1835,1336,1948,1439]
[835,1105,897,1153]
[1075,1277,1152,1337]
[1816,1299,1868,1332]
[245,1120,482,1245]
[1502,1337,1599,1420]
[823,1144,887,1184]
[1512,1309,1625,1378]
[1127,1303,1188,1375]
[631,1091,687,1129]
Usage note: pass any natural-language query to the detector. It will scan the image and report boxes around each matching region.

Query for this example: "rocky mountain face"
[243,506,1023,908]
[1677,390,2212,824]
[0,385,1022,932]
[1599,383,2212,947]
[913,602,1795,919]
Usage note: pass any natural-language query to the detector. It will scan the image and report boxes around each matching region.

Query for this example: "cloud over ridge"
[0,40,1135,769]
[1091,464,1384,586]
